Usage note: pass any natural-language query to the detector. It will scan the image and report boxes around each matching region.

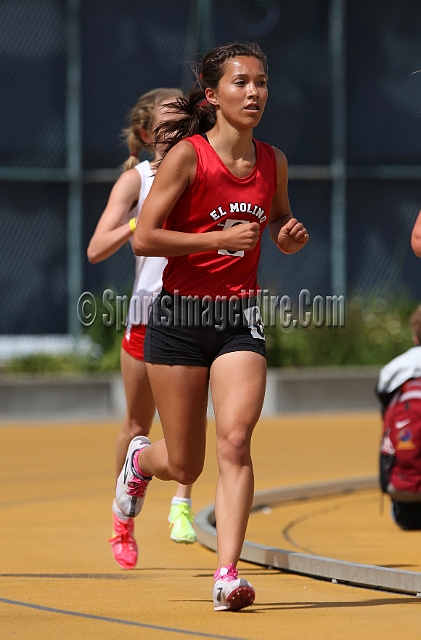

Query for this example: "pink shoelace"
[109,516,135,544]
[127,475,150,498]
[214,563,238,582]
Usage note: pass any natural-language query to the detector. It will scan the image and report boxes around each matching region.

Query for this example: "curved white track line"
[195,476,421,596]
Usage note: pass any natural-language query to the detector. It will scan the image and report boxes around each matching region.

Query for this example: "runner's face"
[207,56,268,129]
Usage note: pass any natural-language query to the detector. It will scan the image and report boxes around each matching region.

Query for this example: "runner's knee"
[122,417,151,440]
[217,428,252,465]
[168,458,204,485]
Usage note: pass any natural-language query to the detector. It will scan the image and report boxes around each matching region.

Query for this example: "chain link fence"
[1,0,421,334]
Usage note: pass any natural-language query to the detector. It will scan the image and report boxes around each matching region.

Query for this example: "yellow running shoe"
[168,503,196,544]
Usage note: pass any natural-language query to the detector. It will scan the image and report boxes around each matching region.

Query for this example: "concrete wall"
[0,375,124,421]
[263,367,381,415]
[0,367,381,420]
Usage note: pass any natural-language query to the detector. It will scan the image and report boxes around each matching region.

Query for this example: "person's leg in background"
[110,340,195,570]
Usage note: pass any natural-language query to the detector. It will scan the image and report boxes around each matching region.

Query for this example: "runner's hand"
[222,222,260,252]
[277,218,308,254]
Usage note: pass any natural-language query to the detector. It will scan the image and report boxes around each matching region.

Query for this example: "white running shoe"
[116,436,152,518]
[213,564,255,611]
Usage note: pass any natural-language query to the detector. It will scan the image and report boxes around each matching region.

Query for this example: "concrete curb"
[195,477,421,596]
[0,366,381,420]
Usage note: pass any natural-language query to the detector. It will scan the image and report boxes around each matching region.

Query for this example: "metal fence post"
[181,0,214,90]
[329,0,347,296]
[66,0,83,336]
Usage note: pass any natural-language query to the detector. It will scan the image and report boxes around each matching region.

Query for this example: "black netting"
[0,182,67,333]
[0,0,66,168]
[347,0,421,164]
[2,0,421,335]
[82,0,191,169]
[347,180,421,298]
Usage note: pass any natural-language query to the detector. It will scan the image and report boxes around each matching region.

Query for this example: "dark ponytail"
[153,88,216,156]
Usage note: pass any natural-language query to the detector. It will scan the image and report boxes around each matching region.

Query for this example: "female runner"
[88,88,197,570]
[116,42,309,608]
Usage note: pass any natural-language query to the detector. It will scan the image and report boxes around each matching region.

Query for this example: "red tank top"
[162,134,277,299]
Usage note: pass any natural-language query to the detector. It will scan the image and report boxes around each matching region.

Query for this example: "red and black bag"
[380,379,421,499]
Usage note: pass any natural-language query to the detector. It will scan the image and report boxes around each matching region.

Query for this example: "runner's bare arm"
[268,147,309,254]
[411,209,421,257]
[87,169,141,263]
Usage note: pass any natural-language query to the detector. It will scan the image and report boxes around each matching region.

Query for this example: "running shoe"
[115,436,152,518]
[109,513,138,569]
[168,503,197,544]
[213,564,255,611]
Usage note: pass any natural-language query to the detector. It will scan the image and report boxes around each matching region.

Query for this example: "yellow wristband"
[129,217,137,233]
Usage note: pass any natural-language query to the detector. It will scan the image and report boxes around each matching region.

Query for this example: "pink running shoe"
[109,513,138,570]
[212,564,255,611]
[116,436,152,518]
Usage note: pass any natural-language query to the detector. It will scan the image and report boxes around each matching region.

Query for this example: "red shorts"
[121,324,147,361]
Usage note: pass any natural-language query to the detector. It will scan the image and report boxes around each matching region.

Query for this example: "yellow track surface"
[1,414,420,639]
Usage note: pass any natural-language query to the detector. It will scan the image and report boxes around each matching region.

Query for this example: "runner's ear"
[139,128,153,145]
[205,87,219,107]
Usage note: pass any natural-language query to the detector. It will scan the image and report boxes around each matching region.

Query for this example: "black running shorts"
[144,289,266,367]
